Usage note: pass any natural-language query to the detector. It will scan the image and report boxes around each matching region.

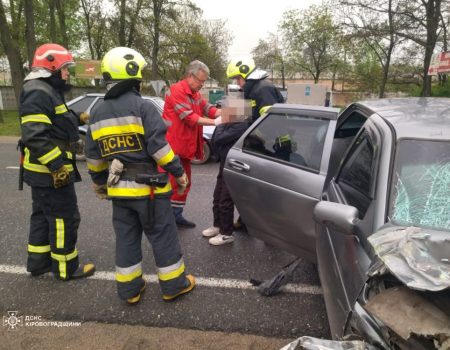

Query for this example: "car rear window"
[390,139,450,231]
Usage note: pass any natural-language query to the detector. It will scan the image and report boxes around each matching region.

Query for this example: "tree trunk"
[151,0,163,80]
[24,0,36,69]
[118,0,126,46]
[55,0,68,47]
[0,1,24,109]
[49,0,57,42]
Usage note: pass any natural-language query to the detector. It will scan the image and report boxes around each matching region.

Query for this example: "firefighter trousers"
[112,196,190,300]
[27,184,80,279]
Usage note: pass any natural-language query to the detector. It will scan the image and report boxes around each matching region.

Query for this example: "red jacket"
[163,79,217,160]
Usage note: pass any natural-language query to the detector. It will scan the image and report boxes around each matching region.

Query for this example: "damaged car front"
[314,135,450,350]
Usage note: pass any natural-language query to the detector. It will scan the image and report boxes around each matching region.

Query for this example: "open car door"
[224,104,339,261]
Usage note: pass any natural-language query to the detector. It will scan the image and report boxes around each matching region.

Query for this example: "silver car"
[224,98,450,349]
[69,93,214,164]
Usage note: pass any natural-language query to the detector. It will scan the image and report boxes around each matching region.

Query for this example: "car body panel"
[225,104,340,259]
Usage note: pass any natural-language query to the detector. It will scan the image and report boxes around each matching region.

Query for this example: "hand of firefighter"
[93,183,107,200]
[107,159,124,187]
[175,172,189,195]
[79,112,90,125]
[51,165,70,188]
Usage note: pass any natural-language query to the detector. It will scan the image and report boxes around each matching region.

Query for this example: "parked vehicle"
[224,98,450,349]
[69,93,213,164]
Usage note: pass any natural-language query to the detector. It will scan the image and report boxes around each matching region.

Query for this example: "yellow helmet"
[226,57,256,79]
[101,47,147,81]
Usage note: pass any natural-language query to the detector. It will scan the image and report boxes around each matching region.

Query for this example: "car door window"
[242,112,330,172]
[336,130,375,218]
[69,96,96,114]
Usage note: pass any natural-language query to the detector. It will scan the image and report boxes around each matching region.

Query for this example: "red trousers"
[170,158,192,208]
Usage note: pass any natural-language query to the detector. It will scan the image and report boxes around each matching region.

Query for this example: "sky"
[192,0,323,58]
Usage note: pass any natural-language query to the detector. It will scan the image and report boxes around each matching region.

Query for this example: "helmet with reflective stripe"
[32,43,75,72]
[226,57,256,79]
[101,47,147,81]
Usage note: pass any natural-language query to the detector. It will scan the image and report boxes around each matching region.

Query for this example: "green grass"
[0,110,20,136]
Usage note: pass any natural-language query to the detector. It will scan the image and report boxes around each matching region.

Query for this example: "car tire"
[191,140,211,165]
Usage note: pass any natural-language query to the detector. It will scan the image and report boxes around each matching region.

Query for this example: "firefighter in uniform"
[228,57,284,231]
[85,47,195,304]
[20,43,95,280]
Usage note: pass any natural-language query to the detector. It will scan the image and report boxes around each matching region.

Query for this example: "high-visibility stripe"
[174,103,190,111]
[51,249,78,262]
[116,263,142,283]
[90,116,144,140]
[154,148,175,166]
[28,244,51,253]
[37,146,62,165]
[56,219,65,249]
[259,105,271,115]
[21,114,52,124]
[86,158,108,172]
[179,110,192,120]
[157,259,185,281]
[92,124,144,140]
[24,149,74,173]
[55,104,68,114]
[59,261,67,279]
[108,181,171,197]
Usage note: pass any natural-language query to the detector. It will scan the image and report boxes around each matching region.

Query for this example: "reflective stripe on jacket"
[163,79,217,160]
[19,79,80,187]
[85,87,184,199]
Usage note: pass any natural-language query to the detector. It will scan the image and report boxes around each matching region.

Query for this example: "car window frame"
[333,123,380,218]
[241,110,335,174]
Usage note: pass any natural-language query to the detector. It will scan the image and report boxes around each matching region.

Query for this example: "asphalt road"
[0,138,329,349]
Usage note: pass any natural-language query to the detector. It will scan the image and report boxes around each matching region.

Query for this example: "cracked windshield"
[391,140,450,231]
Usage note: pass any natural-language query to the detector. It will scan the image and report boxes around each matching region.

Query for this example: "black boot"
[173,207,196,228]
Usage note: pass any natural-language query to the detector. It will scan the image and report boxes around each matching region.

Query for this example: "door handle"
[228,158,250,172]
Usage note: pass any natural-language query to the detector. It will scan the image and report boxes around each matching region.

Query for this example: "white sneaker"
[202,226,220,237]
[209,234,234,245]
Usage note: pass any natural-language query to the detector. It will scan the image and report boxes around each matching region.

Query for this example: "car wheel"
[191,140,211,165]
[75,134,86,161]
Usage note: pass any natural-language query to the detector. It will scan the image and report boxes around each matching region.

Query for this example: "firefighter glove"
[79,112,90,124]
[51,165,70,188]
[93,183,107,200]
[176,172,189,195]
[107,159,124,187]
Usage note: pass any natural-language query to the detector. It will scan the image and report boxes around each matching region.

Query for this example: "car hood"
[368,225,450,291]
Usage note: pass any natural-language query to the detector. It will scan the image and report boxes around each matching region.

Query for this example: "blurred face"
[235,76,246,88]
[60,66,70,81]
[186,69,208,92]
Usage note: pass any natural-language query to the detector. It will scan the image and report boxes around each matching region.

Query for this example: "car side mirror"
[314,201,359,235]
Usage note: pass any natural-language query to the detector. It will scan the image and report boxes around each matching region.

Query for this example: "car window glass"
[242,112,330,171]
[336,130,374,217]
[390,139,450,231]
[69,96,96,114]
[90,98,104,111]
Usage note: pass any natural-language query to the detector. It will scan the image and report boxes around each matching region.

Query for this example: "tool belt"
[119,162,167,188]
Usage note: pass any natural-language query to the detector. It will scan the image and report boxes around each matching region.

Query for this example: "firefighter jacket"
[163,79,218,160]
[19,78,81,187]
[243,73,285,123]
[85,83,184,199]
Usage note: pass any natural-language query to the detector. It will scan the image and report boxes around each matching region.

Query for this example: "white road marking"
[0,264,322,295]
[6,166,20,169]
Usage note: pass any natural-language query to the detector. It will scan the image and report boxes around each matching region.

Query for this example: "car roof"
[270,103,341,120]
[83,92,163,102]
[355,97,450,140]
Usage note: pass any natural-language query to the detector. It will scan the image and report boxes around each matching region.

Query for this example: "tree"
[251,33,286,89]
[393,0,443,96]
[280,5,341,83]
[336,0,402,97]
[0,0,25,107]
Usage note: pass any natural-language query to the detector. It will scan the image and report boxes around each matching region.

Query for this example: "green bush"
[431,83,450,97]
[0,110,20,136]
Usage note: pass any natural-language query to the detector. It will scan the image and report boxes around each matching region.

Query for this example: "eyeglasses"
[191,73,208,84]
